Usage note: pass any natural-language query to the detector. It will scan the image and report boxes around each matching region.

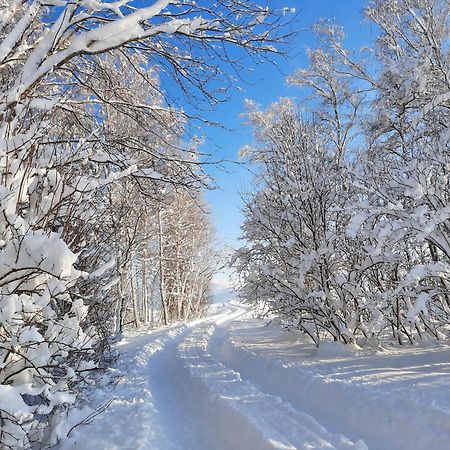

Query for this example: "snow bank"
[221,317,450,450]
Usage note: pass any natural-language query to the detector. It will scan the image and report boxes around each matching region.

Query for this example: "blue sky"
[191,0,378,300]
[199,0,374,253]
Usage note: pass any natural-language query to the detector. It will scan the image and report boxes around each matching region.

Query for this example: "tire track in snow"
[63,308,252,450]
[177,308,365,450]
[60,323,190,450]
[135,305,248,450]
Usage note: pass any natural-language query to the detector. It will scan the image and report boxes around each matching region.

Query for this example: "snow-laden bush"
[234,100,364,345]
[346,0,450,343]
[0,159,97,447]
[234,0,450,346]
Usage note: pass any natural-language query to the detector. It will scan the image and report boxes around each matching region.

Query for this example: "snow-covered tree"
[234,0,450,347]
[347,0,450,343]
[158,188,216,323]
[0,0,288,446]
[234,99,360,345]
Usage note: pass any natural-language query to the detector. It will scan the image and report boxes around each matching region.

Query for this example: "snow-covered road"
[61,301,450,450]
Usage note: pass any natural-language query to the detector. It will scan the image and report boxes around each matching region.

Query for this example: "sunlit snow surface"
[60,301,450,450]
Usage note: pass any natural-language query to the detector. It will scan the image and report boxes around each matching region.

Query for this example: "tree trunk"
[131,261,139,328]
[158,209,169,325]
[142,256,148,324]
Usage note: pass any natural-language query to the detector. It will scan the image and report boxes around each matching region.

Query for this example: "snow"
[88,258,116,279]
[18,326,44,344]
[222,311,450,450]
[57,300,450,450]
[0,385,32,417]
[0,293,17,321]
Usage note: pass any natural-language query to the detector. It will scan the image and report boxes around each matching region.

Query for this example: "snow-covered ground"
[60,301,450,450]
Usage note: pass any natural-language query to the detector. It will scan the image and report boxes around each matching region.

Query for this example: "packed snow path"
[63,301,450,450]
